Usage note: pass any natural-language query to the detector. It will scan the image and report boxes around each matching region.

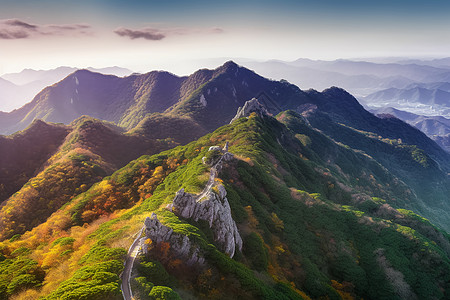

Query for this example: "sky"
[1,0,450,75]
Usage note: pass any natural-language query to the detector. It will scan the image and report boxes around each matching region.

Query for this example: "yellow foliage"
[271,212,284,231]
[153,166,164,177]
[10,288,40,300]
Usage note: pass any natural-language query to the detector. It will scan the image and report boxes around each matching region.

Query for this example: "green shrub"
[243,233,268,271]
[149,286,181,300]
[133,277,154,300]
[137,260,172,286]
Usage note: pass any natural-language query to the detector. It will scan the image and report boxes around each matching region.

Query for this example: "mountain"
[2,61,450,229]
[0,78,20,113]
[240,60,414,97]
[0,65,225,134]
[289,59,450,82]
[0,67,132,113]
[363,87,450,117]
[0,105,449,299]
[0,116,171,240]
[1,66,132,86]
[0,120,70,203]
[371,107,450,152]
[1,62,450,299]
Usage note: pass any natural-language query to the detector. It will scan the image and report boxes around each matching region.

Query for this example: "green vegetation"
[0,112,449,299]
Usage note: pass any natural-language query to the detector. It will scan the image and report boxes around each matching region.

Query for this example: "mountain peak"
[222,60,238,68]
[230,97,269,123]
[215,60,240,75]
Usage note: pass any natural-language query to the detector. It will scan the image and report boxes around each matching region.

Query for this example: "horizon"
[1,0,450,75]
[2,55,450,78]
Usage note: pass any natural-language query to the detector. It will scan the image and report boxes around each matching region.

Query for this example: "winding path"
[121,151,226,299]
[196,157,222,201]
[121,226,144,300]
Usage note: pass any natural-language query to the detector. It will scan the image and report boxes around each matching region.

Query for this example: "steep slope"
[0,66,218,135]
[0,117,169,241]
[371,107,450,152]
[301,105,450,230]
[0,67,133,113]
[167,62,450,175]
[305,87,450,173]
[1,111,449,299]
[0,120,70,203]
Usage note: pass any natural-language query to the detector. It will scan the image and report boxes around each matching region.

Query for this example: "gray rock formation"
[203,143,234,166]
[222,141,229,152]
[172,184,243,258]
[230,98,269,123]
[143,213,205,266]
[145,144,241,263]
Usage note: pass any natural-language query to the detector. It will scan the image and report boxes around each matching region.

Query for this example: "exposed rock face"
[172,184,243,258]
[145,144,241,261]
[230,98,269,123]
[143,213,205,266]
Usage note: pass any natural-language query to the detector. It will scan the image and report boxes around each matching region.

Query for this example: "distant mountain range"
[362,86,450,118]
[239,58,450,148]
[1,61,449,229]
[0,66,132,112]
[371,106,450,152]
[1,61,450,299]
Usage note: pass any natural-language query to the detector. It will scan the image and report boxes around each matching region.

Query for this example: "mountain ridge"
[0,93,450,299]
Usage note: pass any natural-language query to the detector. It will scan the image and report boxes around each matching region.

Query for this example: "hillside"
[0,67,132,113]
[0,116,170,241]
[0,108,449,299]
[0,62,450,299]
[0,64,224,135]
[0,120,70,203]
[371,107,450,152]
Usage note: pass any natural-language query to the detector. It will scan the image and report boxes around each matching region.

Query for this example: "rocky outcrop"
[230,98,269,123]
[145,144,242,261]
[171,184,243,258]
[143,213,205,266]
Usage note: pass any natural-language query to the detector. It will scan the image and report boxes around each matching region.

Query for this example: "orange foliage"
[331,280,355,300]
[0,156,103,240]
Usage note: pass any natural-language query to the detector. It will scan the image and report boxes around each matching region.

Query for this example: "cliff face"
[144,143,243,259]
[171,183,243,258]
[230,97,269,123]
[143,213,205,266]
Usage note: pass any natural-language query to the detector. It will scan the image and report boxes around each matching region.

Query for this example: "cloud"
[0,19,93,39]
[48,24,91,30]
[4,19,38,30]
[0,30,29,39]
[114,27,165,40]
[114,26,224,40]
